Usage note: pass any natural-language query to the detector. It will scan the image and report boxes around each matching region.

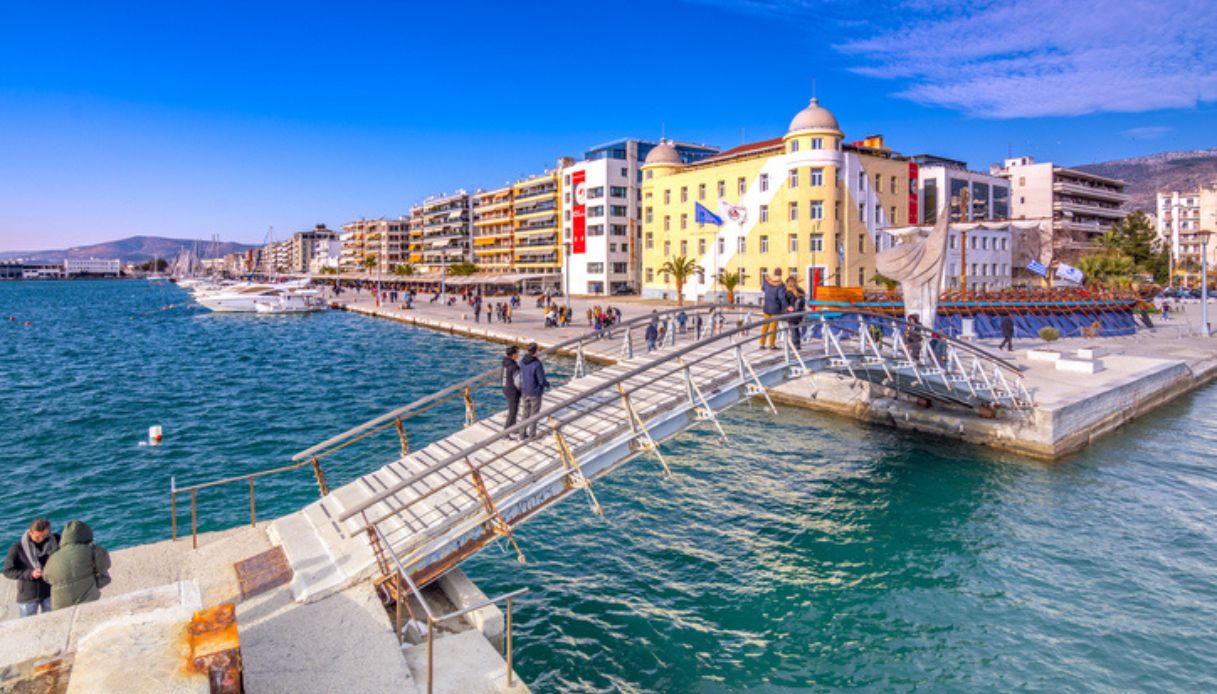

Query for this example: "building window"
[949,233,956,250]
[760,205,769,223]
[610,224,627,236]
[588,224,605,237]
[645,207,653,224]
[680,187,688,203]
[810,233,824,252]
[858,202,865,222]
[645,232,653,249]
[890,206,897,225]
[664,190,671,205]
[717,180,725,197]
[789,234,798,252]
[1001,238,1008,251]
[680,240,688,256]
[970,236,977,250]
[738,238,746,255]
[589,186,605,199]
[789,202,798,221]
[718,238,725,255]
[858,234,866,252]
[698,183,706,200]
[811,138,822,150]
[680,214,688,230]
[810,200,823,220]
[610,205,627,216]
[612,262,628,274]
[698,239,706,255]
[875,204,882,222]
[760,235,769,254]
[664,241,671,257]
[663,216,670,231]
[858,267,866,286]
[789,169,799,187]
[890,176,897,193]
[610,186,627,198]
[982,236,989,250]
[875,174,882,192]
[589,205,605,217]
[738,177,746,195]
[587,262,605,273]
[790,140,800,153]
[810,168,823,187]
[760,174,769,192]
[646,268,654,282]
[859,172,865,190]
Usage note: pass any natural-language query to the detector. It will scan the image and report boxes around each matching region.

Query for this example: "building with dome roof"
[640,97,916,303]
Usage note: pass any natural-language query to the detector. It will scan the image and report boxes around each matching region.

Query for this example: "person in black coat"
[3,518,60,617]
[785,277,806,350]
[999,315,1015,351]
[501,346,522,438]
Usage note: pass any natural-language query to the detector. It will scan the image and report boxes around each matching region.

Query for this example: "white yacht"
[195,282,318,313]
[253,290,326,314]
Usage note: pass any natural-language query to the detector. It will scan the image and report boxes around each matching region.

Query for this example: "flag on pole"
[1026,259,1048,277]
[717,199,748,225]
[694,201,723,225]
[1055,262,1084,284]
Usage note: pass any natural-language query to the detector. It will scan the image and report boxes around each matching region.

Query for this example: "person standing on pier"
[760,269,790,349]
[786,277,806,350]
[519,343,551,439]
[42,520,110,611]
[999,315,1015,351]
[3,518,60,617]
[501,346,522,438]
[646,312,660,352]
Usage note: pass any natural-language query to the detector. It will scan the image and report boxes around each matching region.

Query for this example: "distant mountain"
[0,236,259,263]
[1075,148,1217,212]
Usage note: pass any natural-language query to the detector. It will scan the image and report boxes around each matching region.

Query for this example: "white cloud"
[1122,126,1172,139]
[699,0,1217,118]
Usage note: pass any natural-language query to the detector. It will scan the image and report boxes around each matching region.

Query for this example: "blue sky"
[1,0,1214,251]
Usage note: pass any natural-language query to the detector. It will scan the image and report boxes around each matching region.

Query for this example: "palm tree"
[392,263,416,277]
[658,255,702,306]
[447,261,479,277]
[362,256,377,272]
[716,269,742,305]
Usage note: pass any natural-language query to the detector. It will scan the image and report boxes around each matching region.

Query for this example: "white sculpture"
[876,207,950,326]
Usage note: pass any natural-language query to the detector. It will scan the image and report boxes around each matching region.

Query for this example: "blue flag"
[1026,259,1048,277]
[694,202,723,225]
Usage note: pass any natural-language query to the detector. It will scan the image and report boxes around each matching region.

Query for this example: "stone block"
[1027,349,1062,362]
[1076,346,1109,360]
[438,568,504,643]
[1056,357,1105,374]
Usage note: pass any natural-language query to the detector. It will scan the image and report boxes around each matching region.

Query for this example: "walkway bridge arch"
[250,304,1032,607]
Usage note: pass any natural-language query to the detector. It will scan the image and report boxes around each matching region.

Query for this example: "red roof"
[699,137,783,164]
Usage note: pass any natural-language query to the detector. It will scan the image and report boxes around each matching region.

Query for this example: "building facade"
[512,170,563,279]
[339,217,410,274]
[472,185,514,272]
[1156,185,1217,277]
[911,155,1011,224]
[288,225,338,274]
[641,98,914,303]
[992,156,1128,257]
[63,258,121,276]
[562,139,718,295]
[416,192,472,272]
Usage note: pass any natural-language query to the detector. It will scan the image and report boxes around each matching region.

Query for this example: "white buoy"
[148,425,163,445]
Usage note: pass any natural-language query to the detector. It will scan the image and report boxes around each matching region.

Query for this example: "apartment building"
[1156,184,1217,274]
[472,185,514,272]
[339,217,410,274]
[911,154,1012,223]
[992,156,1128,257]
[287,224,338,274]
[416,192,473,272]
[641,98,914,303]
[63,258,121,276]
[562,139,718,295]
[512,169,564,278]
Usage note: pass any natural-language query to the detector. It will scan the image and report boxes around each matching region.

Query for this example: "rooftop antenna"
[661,121,666,142]
[812,76,817,100]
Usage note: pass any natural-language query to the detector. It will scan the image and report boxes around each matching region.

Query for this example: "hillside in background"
[0,236,258,263]
[1075,148,1217,212]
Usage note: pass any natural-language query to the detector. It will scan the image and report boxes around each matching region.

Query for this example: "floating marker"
[148,425,163,445]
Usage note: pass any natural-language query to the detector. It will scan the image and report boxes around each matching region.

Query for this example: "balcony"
[1053,199,1126,220]
[515,221,557,234]
[1053,180,1128,204]
[514,200,557,217]
[514,184,557,201]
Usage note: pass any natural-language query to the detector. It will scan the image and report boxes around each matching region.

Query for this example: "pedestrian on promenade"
[501,346,522,438]
[905,314,924,362]
[42,520,110,611]
[3,518,59,617]
[677,310,688,333]
[999,315,1015,351]
[645,312,659,352]
[760,269,789,349]
[587,307,594,327]
[519,343,551,440]
[786,277,806,350]
[694,313,704,339]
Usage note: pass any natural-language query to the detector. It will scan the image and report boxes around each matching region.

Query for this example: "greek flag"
[1026,259,1048,277]
[1055,262,1084,284]
[694,202,722,225]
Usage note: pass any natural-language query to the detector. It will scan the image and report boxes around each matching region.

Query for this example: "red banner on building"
[571,169,587,255]
[908,161,919,224]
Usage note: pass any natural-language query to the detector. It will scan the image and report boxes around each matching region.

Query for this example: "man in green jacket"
[42,520,111,610]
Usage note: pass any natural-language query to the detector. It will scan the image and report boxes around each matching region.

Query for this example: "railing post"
[310,456,329,496]
[395,572,404,646]
[574,341,587,379]
[249,478,256,527]
[506,595,514,688]
[170,477,177,541]
[395,417,410,458]
[190,489,198,550]
[463,386,477,427]
[427,617,435,694]
[620,326,633,360]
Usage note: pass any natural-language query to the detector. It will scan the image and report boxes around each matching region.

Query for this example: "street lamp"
[1199,229,1213,337]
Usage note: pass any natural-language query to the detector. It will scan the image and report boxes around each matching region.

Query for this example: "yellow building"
[511,169,563,276]
[641,98,913,302]
[472,185,515,271]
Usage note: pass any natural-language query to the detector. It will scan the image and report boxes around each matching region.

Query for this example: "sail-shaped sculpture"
[876,207,950,325]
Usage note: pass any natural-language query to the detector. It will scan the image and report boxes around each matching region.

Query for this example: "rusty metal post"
[249,478,256,527]
[507,595,514,687]
[427,618,435,694]
[310,456,329,496]
[463,386,477,427]
[395,417,410,458]
[395,572,403,645]
[190,489,198,550]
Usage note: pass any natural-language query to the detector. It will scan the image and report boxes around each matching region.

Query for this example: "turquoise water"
[5,281,1217,692]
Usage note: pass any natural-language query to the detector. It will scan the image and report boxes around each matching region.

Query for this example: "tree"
[658,255,703,306]
[319,266,338,275]
[447,261,479,277]
[362,256,377,271]
[392,263,416,276]
[716,269,742,305]
[1099,211,1169,283]
[870,272,899,292]
[1076,252,1136,287]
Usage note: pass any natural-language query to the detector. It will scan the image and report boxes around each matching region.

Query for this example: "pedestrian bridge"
[205,305,1032,610]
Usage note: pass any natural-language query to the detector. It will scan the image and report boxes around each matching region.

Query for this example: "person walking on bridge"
[3,518,59,617]
[42,520,110,611]
[645,312,659,352]
[501,346,522,439]
[760,269,790,349]
[519,343,551,440]
[999,315,1015,351]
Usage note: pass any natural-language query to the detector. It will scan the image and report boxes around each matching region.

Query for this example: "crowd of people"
[4,518,111,618]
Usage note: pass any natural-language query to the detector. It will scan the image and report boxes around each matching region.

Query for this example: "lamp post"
[1200,229,1213,337]
[563,241,571,310]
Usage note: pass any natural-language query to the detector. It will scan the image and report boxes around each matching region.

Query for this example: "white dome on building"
[788,98,840,133]
[644,139,682,165]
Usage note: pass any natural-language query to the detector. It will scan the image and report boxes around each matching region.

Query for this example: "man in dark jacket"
[785,277,806,350]
[760,269,789,349]
[999,315,1015,351]
[519,343,551,439]
[645,312,659,352]
[4,518,59,617]
[43,520,111,611]
[502,345,522,438]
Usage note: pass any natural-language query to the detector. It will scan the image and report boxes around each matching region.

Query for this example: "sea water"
[3,280,1216,692]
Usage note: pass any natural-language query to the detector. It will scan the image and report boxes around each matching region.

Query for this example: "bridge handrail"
[339,308,1027,527]
[289,302,741,463]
